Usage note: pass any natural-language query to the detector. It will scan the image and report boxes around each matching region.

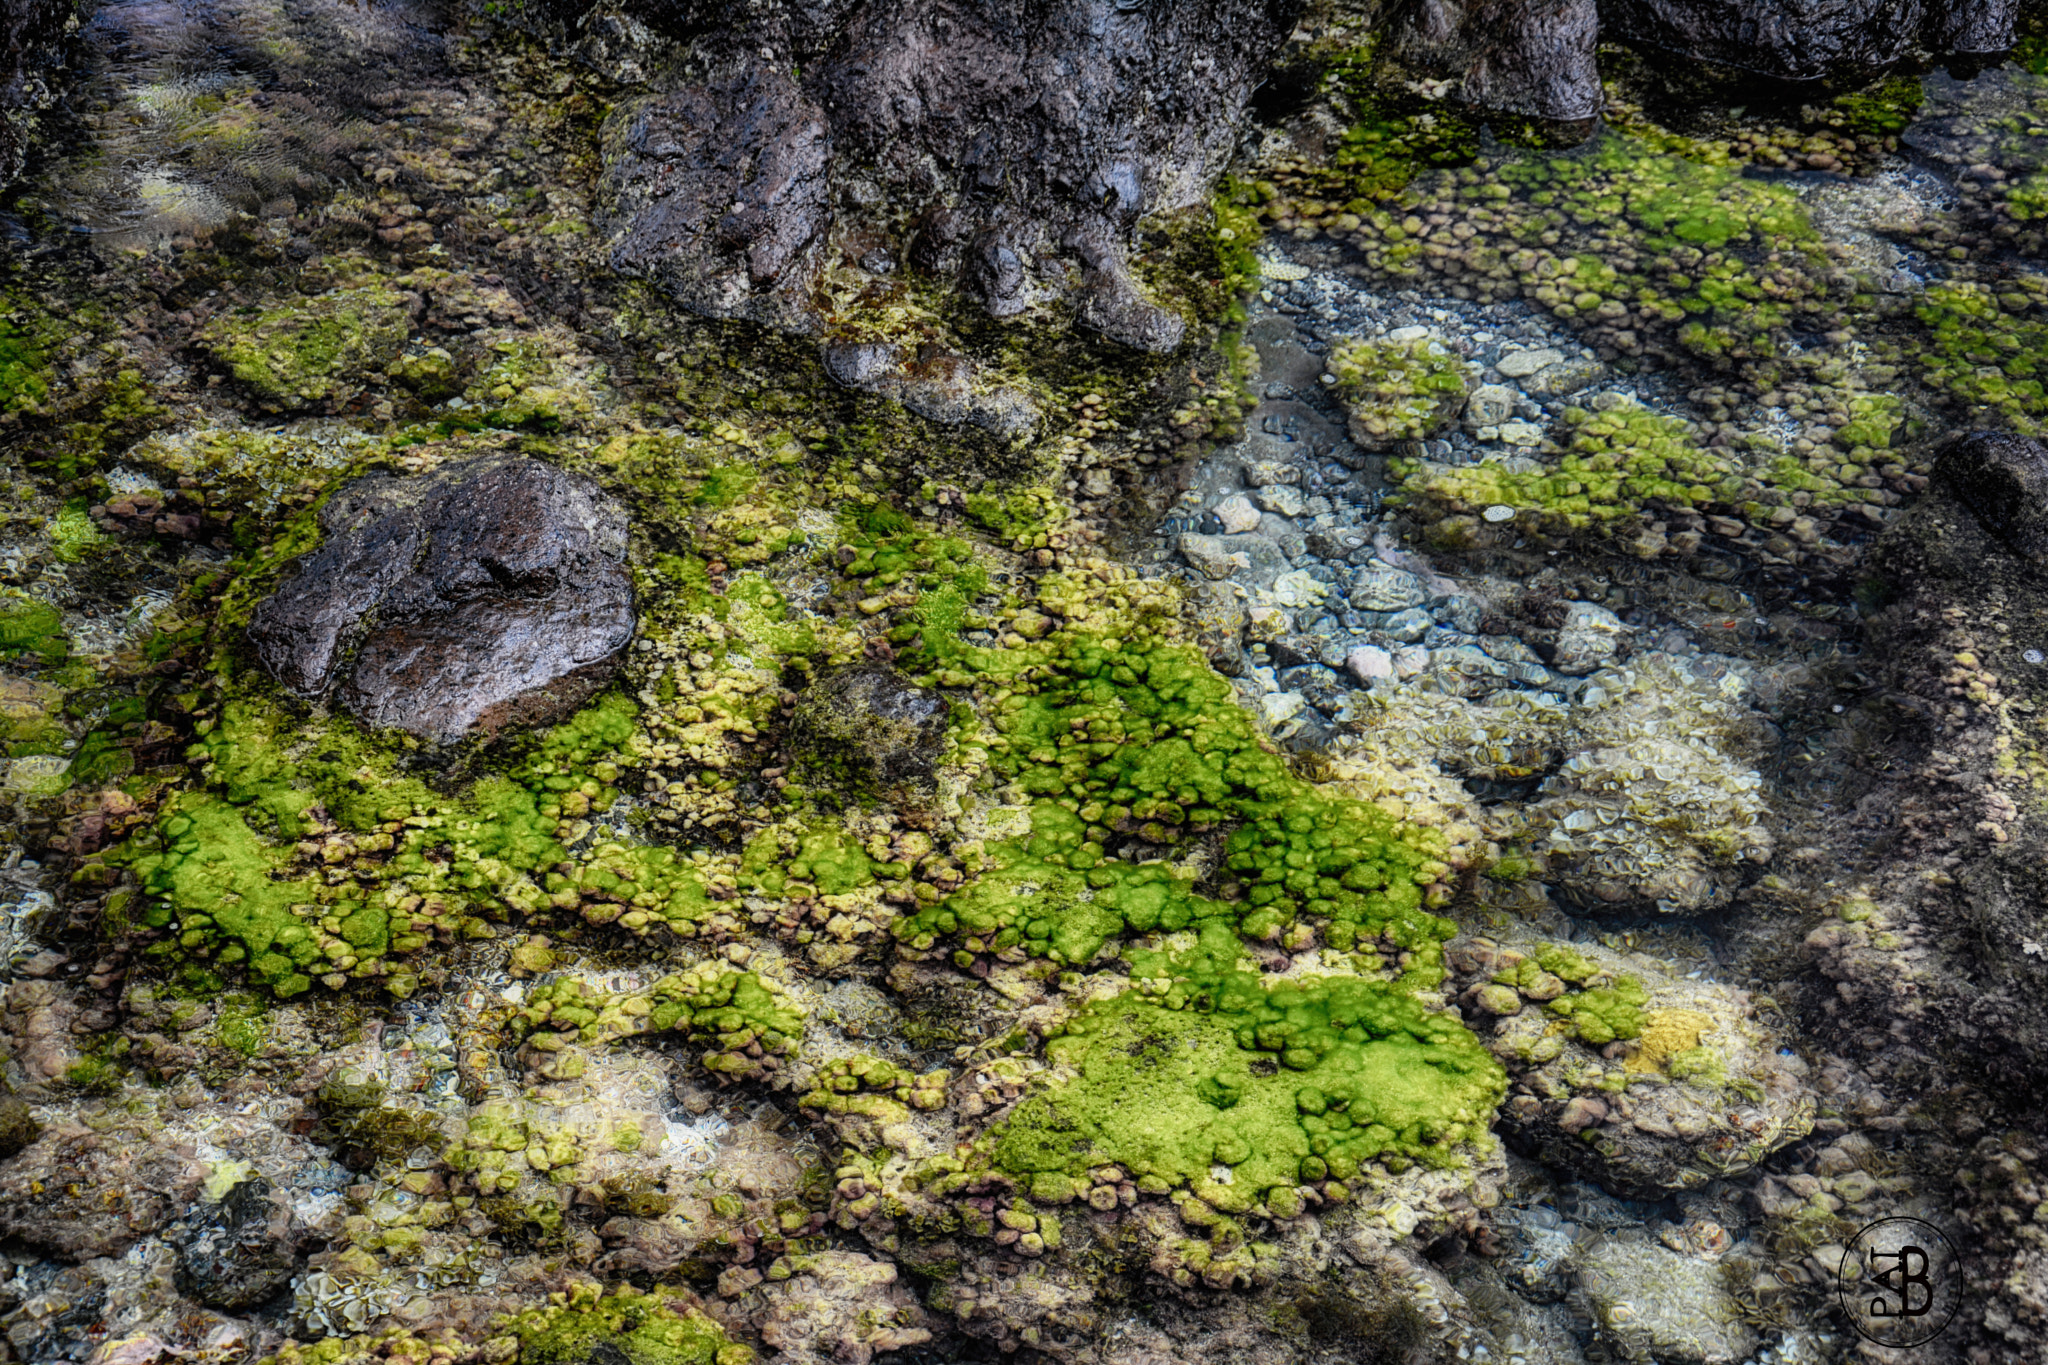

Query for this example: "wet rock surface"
[251,455,634,742]
[579,0,1296,355]
[5,1,2048,1362]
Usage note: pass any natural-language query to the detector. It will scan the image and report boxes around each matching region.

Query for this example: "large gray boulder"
[250,456,634,742]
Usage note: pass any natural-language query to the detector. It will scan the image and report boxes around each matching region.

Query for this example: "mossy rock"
[792,664,948,790]
[200,283,419,410]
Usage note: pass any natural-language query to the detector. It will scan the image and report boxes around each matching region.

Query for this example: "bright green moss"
[1830,75,1924,138]
[112,691,716,998]
[0,598,68,663]
[993,925,1502,1196]
[896,635,1452,967]
[1913,282,2048,433]
[741,823,875,897]
[0,320,49,413]
[1394,399,1727,532]
[1328,337,1472,445]
[1546,975,1649,1046]
[506,961,802,1080]
[1533,945,1600,985]
[130,794,323,996]
[503,1283,753,1365]
[199,283,415,408]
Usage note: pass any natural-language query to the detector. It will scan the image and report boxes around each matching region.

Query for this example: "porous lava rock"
[1933,429,2048,564]
[1599,0,2018,81]
[581,0,1299,357]
[250,455,634,742]
[172,1177,304,1310]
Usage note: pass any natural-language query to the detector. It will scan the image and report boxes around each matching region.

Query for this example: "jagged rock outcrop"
[570,0,1302,367]
[1393,0,2020,124]
[250,455,635,742]
[1,0,72,187]
[1600,0,2018,81]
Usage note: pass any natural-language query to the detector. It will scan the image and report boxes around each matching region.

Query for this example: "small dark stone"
[249,455,634,742]
[1934,430,2048,564]
[174,1177,300,1310]
[794,665,948,789]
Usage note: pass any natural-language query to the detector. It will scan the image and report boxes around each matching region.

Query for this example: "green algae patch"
[899,633,1452,965]
[506,961,802,1083]
[0,319,49,414]
[199,282,418,409]
[110,690,722,998]
[0,598,69,664]
[1913,282,2048,434]
[130,793,324,996]
[503,1283,754,1365]
[1328,336,1473,446]
[1546,975,1649,1046]
[995,929,1503,1197]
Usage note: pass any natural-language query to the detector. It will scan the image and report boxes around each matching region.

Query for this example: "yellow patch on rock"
[1623,1008,1716,1074]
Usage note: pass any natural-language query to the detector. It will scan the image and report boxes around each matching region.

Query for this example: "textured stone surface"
[582,0,1298,354]
[794,665,949,790]
[250,456,634,742]
[0,0,71,188]
[1934,430,2048,564]
[1601,0,2016,79]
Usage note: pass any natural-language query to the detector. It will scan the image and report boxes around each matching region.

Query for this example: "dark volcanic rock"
[0,1129,204,1260]
[1934,430,2048,564]
[1599,0,2017,80]
[173,1177,302,1310]
[599,58,832,335]
[585,0,1298,358]
[794,665,948,788]
[250,456,634,742]
[1461,0,1603,121]
[1,0,73,187]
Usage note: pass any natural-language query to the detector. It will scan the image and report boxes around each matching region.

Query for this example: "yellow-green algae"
[111,692,714,997]
[994,925,1503,1197]
[504,1284,753,1365]
[200,281,416,408]
[503,960,803,1084]
[1329,336,1473,445]
[258,1284,752,1365]
[898,632,1455,964]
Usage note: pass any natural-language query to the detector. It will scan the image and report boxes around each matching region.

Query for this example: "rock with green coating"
[793,664,948,790]
[199,283,418,410]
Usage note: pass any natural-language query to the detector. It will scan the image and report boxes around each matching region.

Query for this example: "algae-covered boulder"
[792,664,947,789]
[199,282,419,410]
[1450,935,1812,1196]
[250,455,634,742]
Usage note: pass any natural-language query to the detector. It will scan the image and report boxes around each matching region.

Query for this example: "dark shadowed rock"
[1,0,73,188]
[173,1177,302,1310]
[1599,0,2016,80]
[0,1129,204,1260]
[578,0,1298,364]
[1934,430,2048,564]
[250,456,634,742]
[794,665,947,789]
[599,57,832,335]
[1462,0,1603,121]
